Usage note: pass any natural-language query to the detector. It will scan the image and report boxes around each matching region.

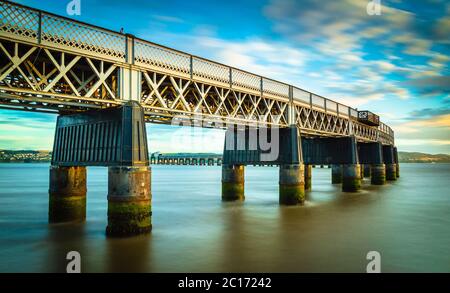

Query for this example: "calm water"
[0,163,449,273]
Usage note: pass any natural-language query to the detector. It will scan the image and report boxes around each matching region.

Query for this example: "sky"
[0,0,449,154]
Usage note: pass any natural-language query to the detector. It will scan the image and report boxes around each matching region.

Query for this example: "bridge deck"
[0,1,394,145]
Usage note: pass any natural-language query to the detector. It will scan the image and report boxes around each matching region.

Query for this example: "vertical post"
[364,164,371,178]
[279,126,304,205]
[331,164,343,184]
[229,67,232,88]
[341,137,362,192]
[371,164,386,185]
[279,164,305,205]
[370,142,385,185]
[383,145,397,181]
[342,164,362,192]
[107,166,152,236]
[304,164,312,190]
[37,11,42,44]
[222,164,245,201]
[49,165,87,223]
[288,85,295,126]
[190,56,193,80]
[125,34,134,65]
[394,146,400,178]
[260,77,264,98]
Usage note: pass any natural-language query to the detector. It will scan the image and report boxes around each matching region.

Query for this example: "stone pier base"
[49,166,87,223]
[342,164,361,192]
[331,164,343,184]
[304,164,312,190]
[385,164,397,181]
[396,163,400,178]
[279,164,305,205]
[222,165,245,201]
[371,164,386,185]
[106,166,152,237]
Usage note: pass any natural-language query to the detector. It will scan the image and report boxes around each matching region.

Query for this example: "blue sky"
[1,0,449,154]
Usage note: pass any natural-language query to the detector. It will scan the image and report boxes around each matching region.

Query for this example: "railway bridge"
[0,1,398,236]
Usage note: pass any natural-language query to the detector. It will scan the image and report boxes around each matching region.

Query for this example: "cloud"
[195,36,309,75]
[395,138,450,146]
[151,15,185,24]
[405,76,450,96]
[408,107,450,119]
[263,0,450,103]
[392,114,450,135]
[434,16,450,42]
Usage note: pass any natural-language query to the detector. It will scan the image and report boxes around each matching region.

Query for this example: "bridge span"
[0,1,399,237]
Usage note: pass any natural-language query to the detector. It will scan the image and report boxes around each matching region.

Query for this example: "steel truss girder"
[0,38,394,144]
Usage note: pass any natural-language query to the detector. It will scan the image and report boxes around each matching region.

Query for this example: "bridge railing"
[0,0,394,143]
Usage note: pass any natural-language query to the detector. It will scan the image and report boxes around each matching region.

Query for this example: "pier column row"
[49,166,87,223]
[222,164,245,201]
[107,166,152,237]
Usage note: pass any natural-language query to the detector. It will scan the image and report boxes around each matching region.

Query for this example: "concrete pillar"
[304,164,312,190]
[342,164,361,192]
[106,166,152,237]
[331,164,343,184]
[393,147,400,178]
[371,164,386,185]
[364,164,371,178]
[49,166,87,223]
[222,164,245,201]
[279,164,305,205]
[360,164,365,179]
[385,164,397,181]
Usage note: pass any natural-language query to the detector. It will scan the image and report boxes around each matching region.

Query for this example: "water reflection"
[0,163,449,272]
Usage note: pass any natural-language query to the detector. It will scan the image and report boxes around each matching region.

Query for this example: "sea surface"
[0,163,449,272]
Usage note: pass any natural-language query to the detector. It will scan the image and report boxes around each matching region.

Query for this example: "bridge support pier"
[383,145,397,181]
[342,164,361,192]
[363,164,371,178]
[394,147,400,178]
[385,164,397,181]
[106,166,152,237]
[49,166,87,223]
[222,164,245,201]
[331,164,343,184]
[304,164,312,190]
[279,164,305,205]
[371,164,386,185]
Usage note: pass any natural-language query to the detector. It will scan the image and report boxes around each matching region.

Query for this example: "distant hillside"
[398,152,450,163]
[0,150,52,163]
[1,150,449,163]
